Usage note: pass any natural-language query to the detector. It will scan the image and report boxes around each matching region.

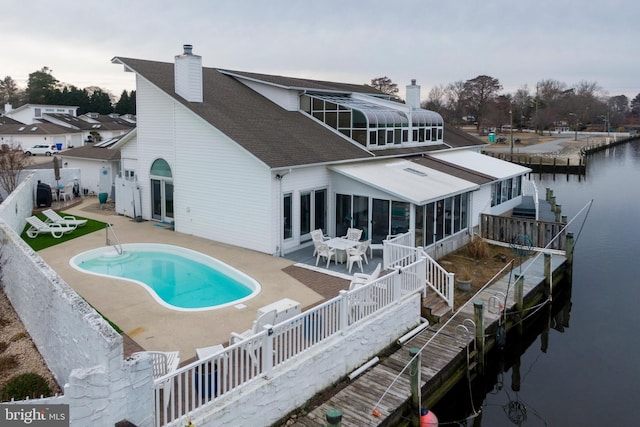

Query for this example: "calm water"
[432,140,640,426]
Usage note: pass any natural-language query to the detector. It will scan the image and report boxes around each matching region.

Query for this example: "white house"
[2,103,78,124]
[111,45,530,258]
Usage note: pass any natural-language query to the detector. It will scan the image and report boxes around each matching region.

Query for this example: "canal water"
[432,140,640,426]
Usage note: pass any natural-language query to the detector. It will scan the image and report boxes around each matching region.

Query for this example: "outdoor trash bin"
[195,365,218,398]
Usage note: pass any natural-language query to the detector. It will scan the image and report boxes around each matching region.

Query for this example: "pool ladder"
[105,223,123,255]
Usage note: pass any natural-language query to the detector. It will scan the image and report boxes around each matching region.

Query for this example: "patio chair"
[346,246,365,273]
[314,241,337,268]
[343,227,363,241]
[25,216,75,239]
[310,229,329,256]
[59,182,75,202]
[42,209,87,228]
[349,263,382,288]
[132,350,180,408]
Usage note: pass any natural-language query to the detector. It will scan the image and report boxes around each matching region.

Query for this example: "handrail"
[105,223,123,255]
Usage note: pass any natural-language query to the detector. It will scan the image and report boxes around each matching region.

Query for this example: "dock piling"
[473,301,485,375]
[409,347,421,427]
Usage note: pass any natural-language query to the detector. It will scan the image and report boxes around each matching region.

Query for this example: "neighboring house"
[40,112,136,147]
[0,122,81,151]
[59,131,131,196]
[111,45,529,257]
[2,103,78,124]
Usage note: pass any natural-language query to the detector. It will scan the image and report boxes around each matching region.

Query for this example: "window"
[34,108,41,117]
[283,193,292,239]
[124,170,136,181]
[300,189,327,238]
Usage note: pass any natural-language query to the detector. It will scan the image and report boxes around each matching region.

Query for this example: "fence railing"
[154,256,427,426]
[479,214,567,251]
[383,231,454,308]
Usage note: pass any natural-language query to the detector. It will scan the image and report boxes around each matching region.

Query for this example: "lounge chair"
[42,209,87,228]
[229,309,278,344]
[132,350,180,408]
[349,263,382,288]
[25,216,75,238]
[229,309,278,369]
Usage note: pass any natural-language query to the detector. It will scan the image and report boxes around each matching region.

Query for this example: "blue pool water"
[70,244,260,311]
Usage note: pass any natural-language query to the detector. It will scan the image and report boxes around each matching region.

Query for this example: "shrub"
[0,373,52,401]
[467,237,489,259]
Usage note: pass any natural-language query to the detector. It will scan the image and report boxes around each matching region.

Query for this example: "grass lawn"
[21,213,108,251]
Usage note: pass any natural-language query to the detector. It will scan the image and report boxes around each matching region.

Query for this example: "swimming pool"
[69,243,261,311]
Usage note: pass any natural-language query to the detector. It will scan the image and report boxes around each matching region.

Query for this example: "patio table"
[325,237,358,264]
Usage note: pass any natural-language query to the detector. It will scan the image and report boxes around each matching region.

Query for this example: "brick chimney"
[174,44,203,102]
[405,79,421,109]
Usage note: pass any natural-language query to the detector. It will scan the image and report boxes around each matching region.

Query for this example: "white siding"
[278,166,332,254]
[172,105,273,253]
[134,77,176,221]
[133,77,274,254]
[238,78,300,111]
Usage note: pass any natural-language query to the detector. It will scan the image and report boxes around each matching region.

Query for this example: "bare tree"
[445,81,466,124]
[369,76,399,99]
[0,141,32,195]
[423,84,447,113]
[462,75,502,132]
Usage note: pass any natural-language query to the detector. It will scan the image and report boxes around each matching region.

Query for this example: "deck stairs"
[421,292,452,324]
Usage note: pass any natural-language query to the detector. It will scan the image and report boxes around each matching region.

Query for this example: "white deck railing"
[154,257,427,426]
[384,231,455,308]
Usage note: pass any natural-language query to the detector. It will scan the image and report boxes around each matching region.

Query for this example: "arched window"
[150,159,172,178]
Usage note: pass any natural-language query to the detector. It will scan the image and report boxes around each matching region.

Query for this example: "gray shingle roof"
[113,58,374,169]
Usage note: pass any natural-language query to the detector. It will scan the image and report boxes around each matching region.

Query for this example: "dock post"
[555,204,562,222]
[515,274,524,334]
[544,253,552,300]
[325,409,342,426]
[474,301,484,375]
[565,232,574,266]
[409,347,421,427]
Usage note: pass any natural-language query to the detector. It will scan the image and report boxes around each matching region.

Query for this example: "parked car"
[23,144,59,156]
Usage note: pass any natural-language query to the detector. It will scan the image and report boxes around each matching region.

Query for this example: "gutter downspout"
[276,169,292,257]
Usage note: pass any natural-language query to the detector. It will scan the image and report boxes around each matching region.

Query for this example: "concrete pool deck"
[37,198,327,363]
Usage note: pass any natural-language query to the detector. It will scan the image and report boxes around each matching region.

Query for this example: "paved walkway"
[37,198,331,363]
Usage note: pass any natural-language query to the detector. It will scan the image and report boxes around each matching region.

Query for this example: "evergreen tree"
[26,67,58,104]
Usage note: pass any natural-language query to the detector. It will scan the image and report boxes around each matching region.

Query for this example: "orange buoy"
[371,409,382,417]
[420,408,438,426]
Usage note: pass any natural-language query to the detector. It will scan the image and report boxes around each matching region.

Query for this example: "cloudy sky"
[2,0,638,101]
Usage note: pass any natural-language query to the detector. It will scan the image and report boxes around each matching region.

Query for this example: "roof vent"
[183,44,193,55]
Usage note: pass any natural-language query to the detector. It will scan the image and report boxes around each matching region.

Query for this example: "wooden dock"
[291,252,569,427]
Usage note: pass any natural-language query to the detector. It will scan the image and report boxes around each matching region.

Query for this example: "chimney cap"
[411,79,417,85]
[183,44,193,55]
